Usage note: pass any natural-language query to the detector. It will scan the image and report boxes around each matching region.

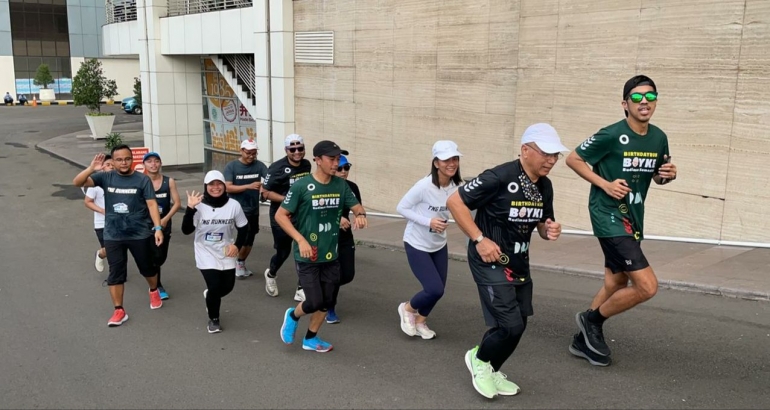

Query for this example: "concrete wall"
[70,56,139,100]
[293,0,770,244]
[0,0,14,96]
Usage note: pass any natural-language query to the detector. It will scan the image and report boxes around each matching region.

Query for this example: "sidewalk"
[37,129,770,302]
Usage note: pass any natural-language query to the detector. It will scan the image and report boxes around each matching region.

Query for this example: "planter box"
[39,89,56,102]
[86,114,116,140]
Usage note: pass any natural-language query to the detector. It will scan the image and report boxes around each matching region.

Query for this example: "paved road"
[1,108,769,409]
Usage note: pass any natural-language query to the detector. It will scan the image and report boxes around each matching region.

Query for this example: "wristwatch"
[152,225,163,231]
[472,234,484,245]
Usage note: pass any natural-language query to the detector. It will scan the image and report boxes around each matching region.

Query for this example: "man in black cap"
[565,75,678,365]
[277,140,368,353]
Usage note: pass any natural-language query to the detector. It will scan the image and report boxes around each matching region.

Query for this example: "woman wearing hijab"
[182,170,249,333]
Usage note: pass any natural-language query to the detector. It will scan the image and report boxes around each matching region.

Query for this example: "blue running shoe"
[158,287,169,300]
[302,336,333,353]
[280,308,299,344]
[326,309,340,324]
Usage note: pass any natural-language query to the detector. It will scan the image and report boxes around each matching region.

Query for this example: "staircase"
[211,54,257,121]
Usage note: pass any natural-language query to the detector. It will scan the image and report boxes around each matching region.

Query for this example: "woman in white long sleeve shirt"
[396,141,463,339]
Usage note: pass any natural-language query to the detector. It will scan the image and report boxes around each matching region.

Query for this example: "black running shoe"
[569,332,611,367]
[207,318,222,334]
[576,310,611,356]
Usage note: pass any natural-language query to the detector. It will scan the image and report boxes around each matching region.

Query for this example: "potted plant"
[72,59,119,140]
[34,64,56,102]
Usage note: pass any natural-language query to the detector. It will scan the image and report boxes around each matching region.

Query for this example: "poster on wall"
[15,78,72,95]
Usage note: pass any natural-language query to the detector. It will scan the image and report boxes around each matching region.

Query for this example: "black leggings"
[331,242,355,309]
[268,225,293,275]
[153,227,171,287]
[476,317,528,372]
[201,269,236,319]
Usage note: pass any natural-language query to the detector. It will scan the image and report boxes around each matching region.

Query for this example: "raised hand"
[186,190,203,208]
[90,153,105,171]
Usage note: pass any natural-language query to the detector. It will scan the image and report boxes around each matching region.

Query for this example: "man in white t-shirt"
[84,155,115,273]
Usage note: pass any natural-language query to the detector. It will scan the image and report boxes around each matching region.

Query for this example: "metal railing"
[106,0,137,24]
[167,0,252,17]
[222,54,256,101]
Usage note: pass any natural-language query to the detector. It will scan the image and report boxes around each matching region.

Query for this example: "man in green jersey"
[565,75,678,364]
[277,140,368,352]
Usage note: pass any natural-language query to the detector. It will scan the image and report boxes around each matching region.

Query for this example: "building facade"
[70,0,770,244]
[0,0,138,101]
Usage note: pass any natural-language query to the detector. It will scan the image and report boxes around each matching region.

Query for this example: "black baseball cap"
[313,140,349,157]
[623,75,657,100]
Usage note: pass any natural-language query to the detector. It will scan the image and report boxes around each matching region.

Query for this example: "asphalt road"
[1,107,769,409]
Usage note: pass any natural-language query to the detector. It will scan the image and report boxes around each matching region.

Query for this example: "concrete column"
[137,0,204,165]
[0,0,15,97]
[269,0,294,160]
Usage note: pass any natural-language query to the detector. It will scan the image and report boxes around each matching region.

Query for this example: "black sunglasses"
[337,164,351,172]
[287,146,305,153]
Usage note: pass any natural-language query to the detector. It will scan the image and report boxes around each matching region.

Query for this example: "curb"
[338,232,770,303]
[2,100,117,107]
[35,142,87,170]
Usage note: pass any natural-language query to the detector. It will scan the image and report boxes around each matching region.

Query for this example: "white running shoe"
[294,288,306,302]
[264,269,279,297]
[415,322,437,340]
[398,302,417,337]
[236,261,248,279]
[94,250,105,272]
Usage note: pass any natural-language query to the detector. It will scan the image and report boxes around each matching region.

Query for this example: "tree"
[33,64,54,89]
[133,76,142,105]
[71,59,119,114]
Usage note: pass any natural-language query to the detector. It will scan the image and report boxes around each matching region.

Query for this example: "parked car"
[122,96,142,115]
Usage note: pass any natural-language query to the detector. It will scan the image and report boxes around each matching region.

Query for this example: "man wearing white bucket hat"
[447,123,566,399]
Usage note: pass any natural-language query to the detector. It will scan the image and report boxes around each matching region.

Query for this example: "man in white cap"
[261,134,312,299]
[224,139,269,279]
[447,123,566,399]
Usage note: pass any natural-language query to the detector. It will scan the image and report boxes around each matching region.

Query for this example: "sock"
[237,259,244,263]
[267,270,276,278]
[588,308,607,324]
[305,330,317,340]
[289,310,299,321]
[297,286,303,291]
[150,287,157,292]
[114,306,123,310]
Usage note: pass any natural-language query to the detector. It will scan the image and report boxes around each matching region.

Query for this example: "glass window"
[23,12,39,33]
[12,40,27,56]
[27,56,42,71]
[14,57,28,71]
[26,40,41,55]
[55,41,68,56]
[42,40,56,57]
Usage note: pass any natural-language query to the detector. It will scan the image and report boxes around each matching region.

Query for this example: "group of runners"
[72,75,677,399]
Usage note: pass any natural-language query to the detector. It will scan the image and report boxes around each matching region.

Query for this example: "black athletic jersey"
[458,160,555,286]
[263,156,312,225]
[154,175,172,218]
[339,180,362,245]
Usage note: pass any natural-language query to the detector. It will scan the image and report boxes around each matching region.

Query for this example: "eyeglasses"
[113,158,132,163]
[242,150,257,157]
[628,91,658,103]
[337,164,351,172]
[287,146,305,153]
[526,144,562,160]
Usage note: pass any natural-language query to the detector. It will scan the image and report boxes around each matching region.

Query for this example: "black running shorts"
[477,281,533,328]
[598,236,650,274]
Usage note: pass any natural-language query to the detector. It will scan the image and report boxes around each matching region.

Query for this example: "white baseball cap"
[432,140,463,160]
[520,123,569,154]
[240,139,258,150]
[284,134,304,147]
[204,170,226,184]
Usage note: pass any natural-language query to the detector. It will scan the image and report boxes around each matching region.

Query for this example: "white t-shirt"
[397,175,459,253]
[85,187,106,229]
[192,199,248,270]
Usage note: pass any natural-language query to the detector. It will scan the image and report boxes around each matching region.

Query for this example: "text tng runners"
[302,336,333,353]
[464,346,497,399]
[107,308,128,327]
[569,332,612,367]
[281,307,299,344]
[576,310,610,356]
[149,288,163,309]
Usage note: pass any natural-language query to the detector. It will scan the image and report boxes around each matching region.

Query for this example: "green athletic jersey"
[576,119,670,240]
[280,175,359,263]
